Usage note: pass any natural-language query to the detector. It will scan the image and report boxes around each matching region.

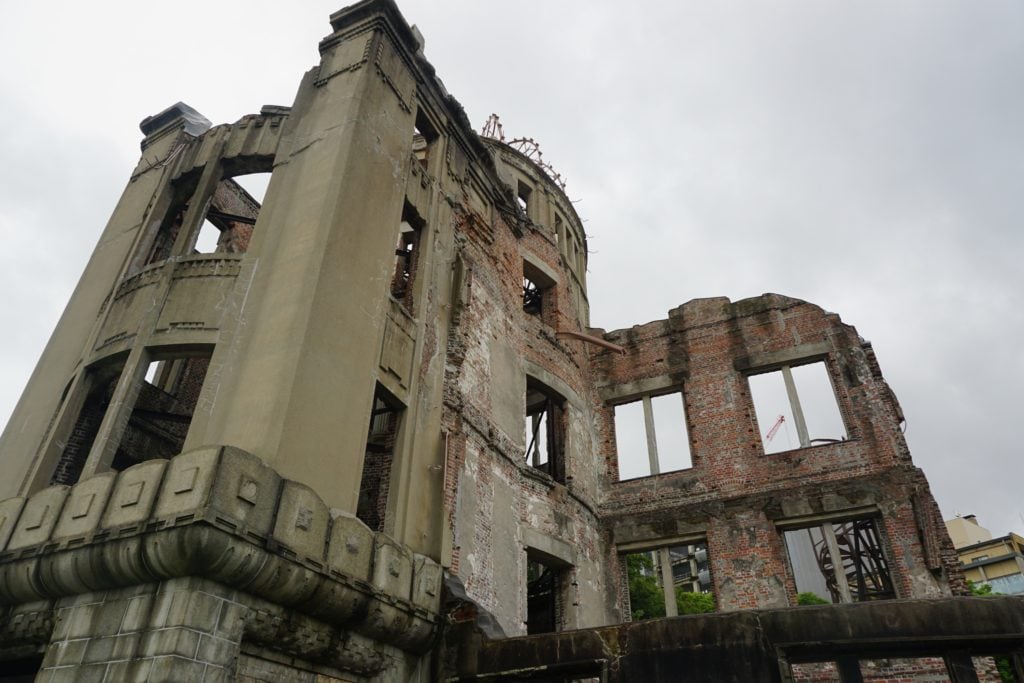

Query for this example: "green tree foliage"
[626,554,665,620]
[797,591,830,605]
[627,553,717,619]
[967,580,995,596]
[675,588,715,614]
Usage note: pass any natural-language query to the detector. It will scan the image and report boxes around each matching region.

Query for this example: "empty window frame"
[194,174,268,254]
[623,542,714,621]
[613,391,692,481]
[49,349,213,483]
[358,385,403,531]
[526,554,567,634]
[748,360,847,455]
[783,518,896,604]
[412,109,439,170]
[525,378,567,483]
[391,203,424,310]
[522,260,556,320]
[49,363,124,485]
[145,172,268,265]
[516,180,533,218]
[112,352,212,471]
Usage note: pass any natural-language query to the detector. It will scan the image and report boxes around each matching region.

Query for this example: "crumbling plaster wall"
[440,148,611,634]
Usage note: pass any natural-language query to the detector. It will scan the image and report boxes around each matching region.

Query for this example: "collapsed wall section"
[587,294,966,618]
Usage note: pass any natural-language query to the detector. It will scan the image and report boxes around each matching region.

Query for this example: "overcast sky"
[1,1,1021,537]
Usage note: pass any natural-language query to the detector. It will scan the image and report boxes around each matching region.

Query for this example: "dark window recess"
[522,260,556,320]
[391,203,424,310]
[412,109,438,170]
[523,277,543,314]
[525,379,566,483]
[50,366,123,486]
[526,558,561,634]
[49,350,211,484]
[785,518,896,604]
[146,184,191,265]
[0,654,43,682]
[112,354,211,471]
[358,386,402,531]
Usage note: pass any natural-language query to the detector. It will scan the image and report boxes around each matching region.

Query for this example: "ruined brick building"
[0,1,1021,681]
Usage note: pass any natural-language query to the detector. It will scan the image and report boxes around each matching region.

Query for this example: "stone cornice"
[0,446,442,655]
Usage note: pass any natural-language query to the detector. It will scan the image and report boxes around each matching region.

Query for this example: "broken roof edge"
[594,293,840,344]
[139,101,212,140]
[481,136,587,243]
[325,0,502,190]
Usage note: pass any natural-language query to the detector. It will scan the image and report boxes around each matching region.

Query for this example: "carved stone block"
[52,473,116,541]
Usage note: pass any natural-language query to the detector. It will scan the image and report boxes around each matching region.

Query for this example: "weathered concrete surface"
[446,597,1024,682]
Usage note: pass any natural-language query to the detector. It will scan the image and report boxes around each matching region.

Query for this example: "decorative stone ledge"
[0,447,442,655]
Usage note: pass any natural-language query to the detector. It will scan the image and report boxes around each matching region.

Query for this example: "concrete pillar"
[197,10,422,514]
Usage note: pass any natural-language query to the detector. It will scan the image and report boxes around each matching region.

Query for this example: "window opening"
[112,352,211,471]
[50,364,124,486]
[391,203,424,310]
[412,109,438,170]
[522,260,556,320]
[145,189,191,265]
[526,556,564,634]
[523,277,542,315]
[784,518,895,604]
[624,542,714,621]
[192,176,264,255]
[516,180,532,217]
[525,378,566,482]
[194,218,222,253]
[358,385,403,531]
[232,172,270,205]
[146,172,268,265]
[613,390,692,481]
[749,360,847,455]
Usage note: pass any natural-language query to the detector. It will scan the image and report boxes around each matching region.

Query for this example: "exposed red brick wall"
[438,146,962,633]
[588,296,965,615]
